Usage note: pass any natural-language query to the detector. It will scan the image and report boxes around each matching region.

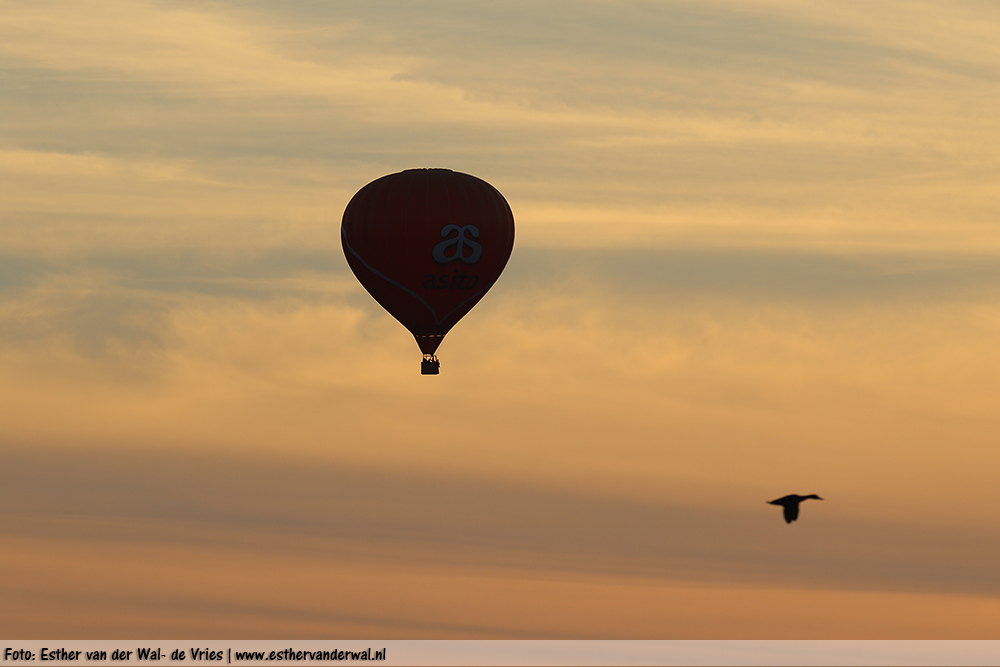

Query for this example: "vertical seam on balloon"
[477,180,497,271]
[383,175,397,275]
[404,169,416,288]
[342,225,442,324]
[441,171,451,245]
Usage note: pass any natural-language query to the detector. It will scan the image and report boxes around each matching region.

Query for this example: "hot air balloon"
[341,169,515,374]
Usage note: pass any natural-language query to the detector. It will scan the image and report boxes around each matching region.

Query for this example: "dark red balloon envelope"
[341,169,515,372]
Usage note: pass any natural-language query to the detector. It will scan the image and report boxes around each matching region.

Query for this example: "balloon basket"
[421,356,440,375]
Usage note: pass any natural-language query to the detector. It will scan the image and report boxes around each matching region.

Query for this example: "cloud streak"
[3,0,999,253]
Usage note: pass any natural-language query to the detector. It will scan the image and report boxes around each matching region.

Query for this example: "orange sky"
[1,0,999,638]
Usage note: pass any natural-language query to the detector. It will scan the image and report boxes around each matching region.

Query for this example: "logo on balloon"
[432,224,482,264]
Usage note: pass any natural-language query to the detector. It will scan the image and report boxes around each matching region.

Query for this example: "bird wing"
[783,503,799,523]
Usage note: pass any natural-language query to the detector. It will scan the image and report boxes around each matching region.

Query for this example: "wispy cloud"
[3,0,999,253]
[2,248,998,527]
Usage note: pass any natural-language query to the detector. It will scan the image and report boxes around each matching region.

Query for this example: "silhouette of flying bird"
[767,494,823,523]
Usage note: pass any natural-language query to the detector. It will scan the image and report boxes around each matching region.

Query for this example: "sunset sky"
[2,0,1000,638]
